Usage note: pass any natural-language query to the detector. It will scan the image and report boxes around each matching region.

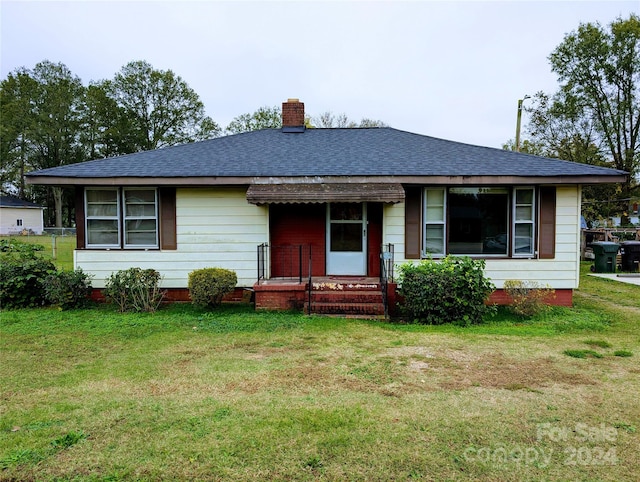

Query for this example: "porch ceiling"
[246,183,405,205]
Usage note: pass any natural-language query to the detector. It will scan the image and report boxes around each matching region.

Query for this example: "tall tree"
[313,111,352,128]
[1,61,85,226]
[358,118,388,128]
[105,60,220,150]
[0,69,38,197]
[28,61,86,227]
[311,111,387,128]
[502,138,546,155]
[2,59,223,226]
[525,15,640,222]
[526,91,606,165]
[225,105,282,134]
[81,82,140,159]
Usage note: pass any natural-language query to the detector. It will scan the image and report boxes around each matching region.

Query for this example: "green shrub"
[0,238,44,254]
[0,254,56,309]
[503,280,555,317]
[188,268,237,307]
[397,256,495,325]
[103,267,165,312]
[44,269,94,310]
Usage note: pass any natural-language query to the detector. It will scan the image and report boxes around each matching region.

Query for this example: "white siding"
[384,186,582,289]
[77,184,583,290]
[76,187,269,288]
[383,202,406,255]
[0,207,44,235]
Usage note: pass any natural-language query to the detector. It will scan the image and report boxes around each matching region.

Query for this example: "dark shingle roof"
[26,127,627,180]
[0,195,43,208]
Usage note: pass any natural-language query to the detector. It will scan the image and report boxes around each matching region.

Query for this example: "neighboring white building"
[0,195,44,235]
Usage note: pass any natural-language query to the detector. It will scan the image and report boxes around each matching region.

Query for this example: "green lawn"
[1,264,638,481]
[0,235,75,271]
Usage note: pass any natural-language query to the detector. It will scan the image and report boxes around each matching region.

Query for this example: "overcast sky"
[1,0,638,149]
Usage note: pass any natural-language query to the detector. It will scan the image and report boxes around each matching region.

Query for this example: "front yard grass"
[0,235,75,271]
[1,264,638,481]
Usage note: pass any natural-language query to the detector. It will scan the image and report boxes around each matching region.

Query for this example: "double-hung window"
[85,188,158,249]
[124,189,158,247]
[86,188,120,247]
[422,186,537,258]
[513,187,535,256]
[424,188,446,256]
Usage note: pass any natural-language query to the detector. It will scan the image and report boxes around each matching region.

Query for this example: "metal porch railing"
[257,243,394,317]
[380,243,395,318]
[257,244,312,284]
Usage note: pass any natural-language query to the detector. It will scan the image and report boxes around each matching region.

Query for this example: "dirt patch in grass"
[391,347,597,391]
[224,360,388,395]
[434,353,596,391]
[221,346,598,398]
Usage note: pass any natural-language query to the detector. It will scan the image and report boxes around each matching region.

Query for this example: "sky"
[1,0,638,149]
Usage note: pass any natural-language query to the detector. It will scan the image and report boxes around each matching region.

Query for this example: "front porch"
[253,276,398,318]
[252,200,397,317]
[253,242,397,318]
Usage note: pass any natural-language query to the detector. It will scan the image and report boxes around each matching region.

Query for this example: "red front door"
[269,202,383,278]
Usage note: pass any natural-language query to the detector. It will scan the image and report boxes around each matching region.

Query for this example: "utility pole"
[515,95,530,152]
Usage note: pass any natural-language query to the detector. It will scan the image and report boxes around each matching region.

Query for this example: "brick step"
[311,290,383,304]
[306,301,386,316]
[310,281,381,292]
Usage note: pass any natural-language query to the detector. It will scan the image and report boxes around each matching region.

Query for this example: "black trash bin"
[619,241,640,272]
[590,241,619,273]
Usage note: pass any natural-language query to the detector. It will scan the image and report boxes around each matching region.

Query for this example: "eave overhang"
[25,174,629,188]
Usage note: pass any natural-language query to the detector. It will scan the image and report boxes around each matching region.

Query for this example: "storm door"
[326,203,367,275]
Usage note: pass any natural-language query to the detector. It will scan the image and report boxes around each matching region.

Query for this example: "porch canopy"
[246,183,405,205]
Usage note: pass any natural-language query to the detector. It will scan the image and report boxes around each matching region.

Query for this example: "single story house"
[0,195,44,235]
[26,99,627,316]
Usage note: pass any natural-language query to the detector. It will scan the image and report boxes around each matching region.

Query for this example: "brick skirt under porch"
[89,285,572,310]
[253,280,308,311]
[391,289,573,308]
[254,283,573,313]
[488,288,573,307]
[89,287,249,304]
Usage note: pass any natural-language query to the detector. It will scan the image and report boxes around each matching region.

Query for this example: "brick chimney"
[282,98,305,129]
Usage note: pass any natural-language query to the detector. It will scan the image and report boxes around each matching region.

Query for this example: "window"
[424,188,446,255]
[124,189,158,247]
[513,187,535,256]
[86,189,119,247]
[449,187,508,255]
[329,203,364,252]
[16,219,23,227]
[85,188,158,249]
[420,186,538,258]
